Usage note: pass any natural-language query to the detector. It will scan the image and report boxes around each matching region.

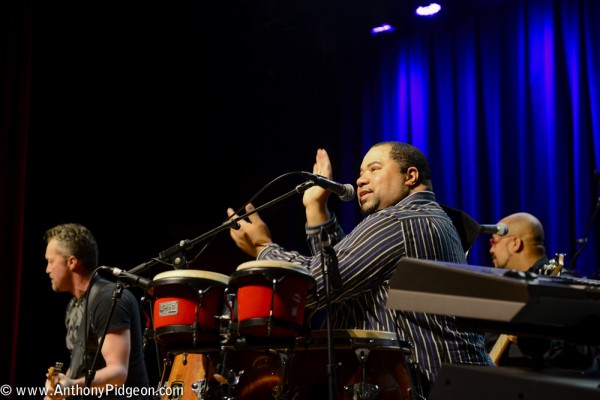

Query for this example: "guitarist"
[485,212,598,372]
[43,223,150,400]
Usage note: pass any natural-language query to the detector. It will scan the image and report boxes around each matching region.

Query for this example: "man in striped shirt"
[228,141,494,398]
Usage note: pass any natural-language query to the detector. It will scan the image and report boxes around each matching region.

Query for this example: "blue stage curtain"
[353,0,600,276]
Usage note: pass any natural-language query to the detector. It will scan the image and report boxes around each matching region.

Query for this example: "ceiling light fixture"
[415,3,442,17]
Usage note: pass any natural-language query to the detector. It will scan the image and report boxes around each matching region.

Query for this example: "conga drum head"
[296,329,413,350]
[151,269,230,287]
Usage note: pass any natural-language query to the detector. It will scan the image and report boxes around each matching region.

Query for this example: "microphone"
[301,172,355,201]
[100,266,151,290]
[480,223,509,236]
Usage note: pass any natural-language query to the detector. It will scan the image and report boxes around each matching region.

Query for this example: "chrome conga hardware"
[344,347,379,400]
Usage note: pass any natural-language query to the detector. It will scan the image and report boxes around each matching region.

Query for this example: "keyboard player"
[486,212,598,373]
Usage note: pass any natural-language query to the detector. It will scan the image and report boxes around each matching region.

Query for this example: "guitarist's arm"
[46,329,131,398]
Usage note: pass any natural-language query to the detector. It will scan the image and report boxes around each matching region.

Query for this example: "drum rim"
[153,269,229,284]
[236,260,310,275]
[300,329,413,350]
[309,329,398,340]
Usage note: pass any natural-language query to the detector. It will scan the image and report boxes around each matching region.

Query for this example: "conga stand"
[320,227,341,400]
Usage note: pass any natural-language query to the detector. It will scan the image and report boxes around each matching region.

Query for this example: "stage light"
[370,23,396,35]
[415,3,442,17]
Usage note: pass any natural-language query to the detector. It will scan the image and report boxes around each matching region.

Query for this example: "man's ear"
[405,166,419,187]
[66,255,78,271]
[512,237,525,253]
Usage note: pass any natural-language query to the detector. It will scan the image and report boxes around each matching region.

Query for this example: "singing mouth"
[358,189,371,202]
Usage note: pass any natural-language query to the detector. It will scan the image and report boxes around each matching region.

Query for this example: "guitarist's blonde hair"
[43,223,99,271]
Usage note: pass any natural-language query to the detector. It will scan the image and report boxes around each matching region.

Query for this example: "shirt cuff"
[257,243,280,259]
[305,214,338,235]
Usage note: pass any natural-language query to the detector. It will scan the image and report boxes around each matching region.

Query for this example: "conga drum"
[228,260,316,338]
[148,269,229,347]
[159,351,222,400]
[212,344,287,400]
[287,329,417,400]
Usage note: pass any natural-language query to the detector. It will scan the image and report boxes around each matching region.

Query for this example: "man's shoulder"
[90,277,138,305]
[390,192,447,217]
[90,277,116,295]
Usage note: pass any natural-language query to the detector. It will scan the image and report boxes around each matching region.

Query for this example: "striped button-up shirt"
[258,190,494,385]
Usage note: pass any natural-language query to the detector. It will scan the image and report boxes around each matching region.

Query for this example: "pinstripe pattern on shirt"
[258,190,494,385]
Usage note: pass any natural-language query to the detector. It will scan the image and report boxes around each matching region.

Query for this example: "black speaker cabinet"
[429,364,600,400]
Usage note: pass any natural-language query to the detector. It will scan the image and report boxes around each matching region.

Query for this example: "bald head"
[500,212,545,245]
[489,212,547,271]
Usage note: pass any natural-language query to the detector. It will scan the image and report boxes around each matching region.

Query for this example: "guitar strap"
[68,277,108,380]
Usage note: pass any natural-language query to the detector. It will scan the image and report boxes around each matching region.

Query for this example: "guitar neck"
[489,334,511,365]
[46,362,63,389]
[551,253,565,276]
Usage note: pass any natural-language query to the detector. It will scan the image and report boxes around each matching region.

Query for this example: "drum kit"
[144,260,417,400]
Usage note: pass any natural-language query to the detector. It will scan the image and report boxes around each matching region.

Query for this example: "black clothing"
[65,275,150,399]
[485,257,598,373]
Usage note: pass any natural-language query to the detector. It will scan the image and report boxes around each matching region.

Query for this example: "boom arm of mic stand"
[125,181,316,276]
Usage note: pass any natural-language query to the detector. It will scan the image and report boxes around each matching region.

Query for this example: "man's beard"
[361,200,380,216]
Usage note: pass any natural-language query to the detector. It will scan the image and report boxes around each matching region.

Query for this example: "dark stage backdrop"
[2,0,599,393]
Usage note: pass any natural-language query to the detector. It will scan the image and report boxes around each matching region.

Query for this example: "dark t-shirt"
[65,276,150,399]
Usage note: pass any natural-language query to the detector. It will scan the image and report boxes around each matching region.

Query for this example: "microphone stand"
[567,196,600,272]
[84,282,125,392]
[320,228,341,400]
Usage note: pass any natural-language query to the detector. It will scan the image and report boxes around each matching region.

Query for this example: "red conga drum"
[148,269,229,347]
[229,260,316,338]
